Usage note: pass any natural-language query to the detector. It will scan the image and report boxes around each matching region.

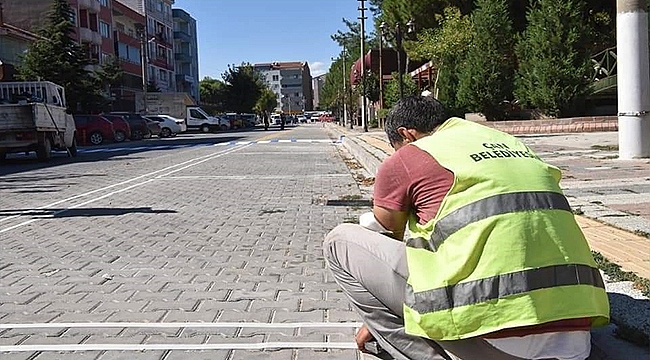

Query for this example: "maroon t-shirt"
[372,143,591,337]
[373,144,454,225]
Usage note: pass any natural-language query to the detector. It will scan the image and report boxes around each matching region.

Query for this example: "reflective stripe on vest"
[405,263,605,313]
[406,191,571,251]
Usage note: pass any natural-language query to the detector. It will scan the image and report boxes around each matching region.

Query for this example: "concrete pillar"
[617,0,650,158]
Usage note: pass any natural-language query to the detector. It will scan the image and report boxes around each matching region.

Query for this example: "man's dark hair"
[384,96,447,144]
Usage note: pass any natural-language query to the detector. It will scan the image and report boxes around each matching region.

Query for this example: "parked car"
[101,115,131,142]
[297,115,307,123]
[73,115,115,145]
[144,118,162,137]
[145,115,184,138]
[107,112,151,140]
[157,114,187,133]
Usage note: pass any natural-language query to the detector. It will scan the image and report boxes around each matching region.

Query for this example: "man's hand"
[355,324,375,353]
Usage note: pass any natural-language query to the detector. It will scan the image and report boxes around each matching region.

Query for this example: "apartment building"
[312,74,326,110]
[254,62,313,114]
[172,9,199,102]
[1,0,115,70]
[120,0,175,92]
[0,6,40,81]
[111,0,144,110]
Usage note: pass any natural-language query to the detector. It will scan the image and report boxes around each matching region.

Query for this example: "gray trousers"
[324,223,530,360]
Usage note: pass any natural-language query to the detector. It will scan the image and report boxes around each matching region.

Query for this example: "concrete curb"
[326,124,650,359]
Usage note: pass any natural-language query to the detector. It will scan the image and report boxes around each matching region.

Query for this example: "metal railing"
[591,46,617,81]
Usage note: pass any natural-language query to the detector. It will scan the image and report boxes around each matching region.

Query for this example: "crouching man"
[324,96,609,360]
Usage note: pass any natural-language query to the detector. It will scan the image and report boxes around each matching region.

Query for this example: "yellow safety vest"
[403,118,609,341]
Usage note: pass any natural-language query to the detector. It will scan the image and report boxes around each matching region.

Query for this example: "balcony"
[151,57,174,71]
[174,52,192,63]
[114,30,140,48]
[154,32,173,47]
[173,30,192,43]
[78,0,101,13]
[79,27,102,45]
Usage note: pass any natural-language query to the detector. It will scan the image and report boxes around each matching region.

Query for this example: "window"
[98,0,108,7]
[272,75,279,81]
[156,45,167,59]
[189,109,206,119]
[69,9,77,26]
[156,0,163,12]
[101,53,111,64]
[100,21,111,38]
[159,69,168,83]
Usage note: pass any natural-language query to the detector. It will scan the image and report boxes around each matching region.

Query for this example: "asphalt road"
[0,124,370,360]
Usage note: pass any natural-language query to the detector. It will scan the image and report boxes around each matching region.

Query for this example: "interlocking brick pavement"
[0,126,369,359]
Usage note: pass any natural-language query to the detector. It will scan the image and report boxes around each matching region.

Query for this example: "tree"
[221,63,264,114]
[515,0,592,117]
[200,76,227,113]
[456,0,515,120]
[409,7,472,116]
[18,0,90,113]
[93,56,124,112]
[383,72,418,108]
[254,88,278,117]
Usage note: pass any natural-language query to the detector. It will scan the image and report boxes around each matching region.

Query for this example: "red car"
[101,115,131,142]
[73,115,115,146]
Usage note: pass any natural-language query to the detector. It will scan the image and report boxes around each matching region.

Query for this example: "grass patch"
[592,251,650,347]
[591,144,619,151]
[340,194,363,201]
[592,251,650,298]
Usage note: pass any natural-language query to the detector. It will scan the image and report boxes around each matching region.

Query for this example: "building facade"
[172,8,199,102]
[1,0,115,70]
[254,61,313,114]
[112,0,144,111]
[120,0,175,92]
[0,7,39,81]
[312,73,326,110]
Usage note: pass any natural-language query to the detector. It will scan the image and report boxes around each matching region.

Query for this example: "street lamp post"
[135,23,148,114]
[359,0,368,132]
[380,19,416,100]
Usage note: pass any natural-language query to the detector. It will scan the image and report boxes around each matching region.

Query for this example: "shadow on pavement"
[0,207,177,218]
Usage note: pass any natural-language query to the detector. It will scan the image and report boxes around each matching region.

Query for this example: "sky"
[173,0,373,80]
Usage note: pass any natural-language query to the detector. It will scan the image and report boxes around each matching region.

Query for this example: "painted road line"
[158,174,351,181]
[0,145,243,225]
[0,145,249,233]
[0,321,362,329]
[0,342,358,352]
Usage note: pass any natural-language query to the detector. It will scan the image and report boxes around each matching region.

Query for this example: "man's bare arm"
[373,205,409,240]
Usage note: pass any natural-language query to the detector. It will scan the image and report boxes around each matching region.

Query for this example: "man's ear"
[397,127,417,143]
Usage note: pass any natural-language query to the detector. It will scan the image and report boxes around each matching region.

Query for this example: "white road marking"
[0,342,358,352]
[0,145,249,234]
[0,321,362,329]
[0,145,243,225]
[158,174,350,181]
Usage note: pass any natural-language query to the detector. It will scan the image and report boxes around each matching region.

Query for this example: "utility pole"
[617,0,650,158]
[342,45,349,129]
[359,0,368,132]
[136,23,148,114]
[378,33,384,128]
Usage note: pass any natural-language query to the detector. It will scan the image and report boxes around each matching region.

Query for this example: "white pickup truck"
[0,81,77,161]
